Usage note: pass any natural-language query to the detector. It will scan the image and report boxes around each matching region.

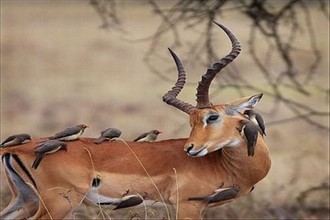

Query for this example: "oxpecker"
[237,120,259,157]
[0,134,31,148]
[244,110,266,136]
[133,130,162,142]
[113,193,147,210]
[32,140,67,169]
[94,128,122,144]
[49,124,88,141]
[188,185,240,203]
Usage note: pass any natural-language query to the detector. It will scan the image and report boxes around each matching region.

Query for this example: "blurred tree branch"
[90,0,329,131]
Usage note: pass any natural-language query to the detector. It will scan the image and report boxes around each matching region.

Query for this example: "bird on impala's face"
[49,124,88,141]
[94,128,122,144]
[237,120,259,157]
[133,130,162,142]
[188,185,240,204]
[0,134,31,148]
[32,140,67,169]
[243,110,266,136]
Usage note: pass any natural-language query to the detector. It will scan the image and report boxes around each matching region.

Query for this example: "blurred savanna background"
[0,0,329,219]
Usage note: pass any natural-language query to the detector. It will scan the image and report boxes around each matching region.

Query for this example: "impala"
[0,22,271,220]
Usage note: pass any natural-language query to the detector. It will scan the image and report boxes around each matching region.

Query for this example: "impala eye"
[207,114,219,124]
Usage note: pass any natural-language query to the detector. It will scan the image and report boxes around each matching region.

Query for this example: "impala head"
[163,22,263,157]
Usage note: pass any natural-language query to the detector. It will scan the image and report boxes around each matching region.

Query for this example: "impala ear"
[227,93,263,114]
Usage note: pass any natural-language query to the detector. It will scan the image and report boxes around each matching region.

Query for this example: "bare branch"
[89,0,329,130]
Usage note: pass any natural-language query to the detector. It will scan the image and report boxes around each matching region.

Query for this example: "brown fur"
[1,112,271,219]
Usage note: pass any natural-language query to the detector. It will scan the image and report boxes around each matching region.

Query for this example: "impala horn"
[163,22,241,113]
[162,48,196,114]
[196,21,241,108]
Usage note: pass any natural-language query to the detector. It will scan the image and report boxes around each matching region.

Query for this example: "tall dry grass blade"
[83,147,111,220]
[172,167,179,220]
[47,186,112,220]
[25,182,53,220]
[117,139,171,220]
[136,192,148,219]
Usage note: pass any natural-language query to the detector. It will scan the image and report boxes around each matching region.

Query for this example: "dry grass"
[1,1,329,219]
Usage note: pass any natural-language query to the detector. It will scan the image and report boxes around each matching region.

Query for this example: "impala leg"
[1,153,39,220]
[0,175,39,220]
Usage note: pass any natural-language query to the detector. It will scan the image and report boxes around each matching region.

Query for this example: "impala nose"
[185,144,194,153]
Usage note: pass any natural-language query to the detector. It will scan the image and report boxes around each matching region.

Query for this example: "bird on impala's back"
[133,130,162,142]
[32,140,67,169]
[49,124,88,141]
[94,128,122,144]
[0,133,31,148]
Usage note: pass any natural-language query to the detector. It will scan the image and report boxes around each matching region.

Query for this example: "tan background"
[1,1,329,219]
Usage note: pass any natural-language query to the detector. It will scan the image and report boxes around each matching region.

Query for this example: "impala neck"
[219,138,271,187]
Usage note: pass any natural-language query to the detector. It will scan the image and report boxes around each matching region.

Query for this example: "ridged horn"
[196,21,241,108]
[162,48,196,114]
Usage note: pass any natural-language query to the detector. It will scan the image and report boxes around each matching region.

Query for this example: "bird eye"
[207,114,219,123]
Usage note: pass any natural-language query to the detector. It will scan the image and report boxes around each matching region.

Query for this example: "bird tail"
[187,196,205,201]
[248,146,254,157]
[32,155,42,169]
[93,137,106,144]
[247,145,254,157]
[247,137,257,157]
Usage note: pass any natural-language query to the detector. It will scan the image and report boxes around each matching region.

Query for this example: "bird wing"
[188,185,240,204]
[104,129,122,138]
[103,129,115,138]
[113,195,143,210]
[100,128,111,136]
[93,136,106,144]
[36,141,63,154]
[208,186,240,203]
[244,123,258,156]
[133,132,148,142]
[255,113,266,135]
[0,135,16,146]
[32,154,43,169]
[51,127,80,139]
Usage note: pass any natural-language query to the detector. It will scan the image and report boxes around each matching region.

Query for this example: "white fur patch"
[212,140,231,151]
[227,139,241,148]
[187,147,208,157]
[84,189,164,209]
[85,189,117,204]
[210,138,241,152]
